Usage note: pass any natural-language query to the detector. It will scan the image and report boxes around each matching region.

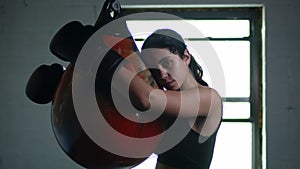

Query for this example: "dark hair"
[141,29,208,86]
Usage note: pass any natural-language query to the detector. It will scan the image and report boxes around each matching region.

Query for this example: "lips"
[165,80,176,87]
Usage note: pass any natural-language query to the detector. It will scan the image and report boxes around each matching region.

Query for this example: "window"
[121,6,263,169]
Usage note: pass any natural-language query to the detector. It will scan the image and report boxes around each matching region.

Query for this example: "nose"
[159,68,168,79]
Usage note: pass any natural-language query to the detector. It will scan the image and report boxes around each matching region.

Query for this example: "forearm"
[112,66,154,111]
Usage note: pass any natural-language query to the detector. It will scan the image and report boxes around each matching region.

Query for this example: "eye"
[161,59,172,68]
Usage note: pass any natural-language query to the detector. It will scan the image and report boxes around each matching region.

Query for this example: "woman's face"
[141,48,190,90]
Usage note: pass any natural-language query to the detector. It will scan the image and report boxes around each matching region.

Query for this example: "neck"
[180,72,199,90]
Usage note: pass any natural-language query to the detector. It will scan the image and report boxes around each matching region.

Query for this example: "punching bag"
[26,0,164,168]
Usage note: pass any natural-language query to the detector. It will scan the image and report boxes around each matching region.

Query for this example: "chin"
[166,86,180,91]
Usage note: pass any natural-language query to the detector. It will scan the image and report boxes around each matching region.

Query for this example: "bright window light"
[187,41,250,97]
[132,154,157,169]
[127,20,250,39]
[210,122,252,169]
[222,102,251,119]
[208,41,250,97]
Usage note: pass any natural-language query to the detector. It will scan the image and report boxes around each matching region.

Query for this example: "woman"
[114,29,222,169]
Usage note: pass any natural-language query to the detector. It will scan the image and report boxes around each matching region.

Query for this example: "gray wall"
[0,0,299,168]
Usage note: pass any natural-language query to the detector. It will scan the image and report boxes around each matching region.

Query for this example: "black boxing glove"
[25,63,64,104]
[50,21,95,63]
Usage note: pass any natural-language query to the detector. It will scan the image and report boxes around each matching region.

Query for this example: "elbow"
[129,93,151,112]
[129,88,164,112]
[138,96,151,111]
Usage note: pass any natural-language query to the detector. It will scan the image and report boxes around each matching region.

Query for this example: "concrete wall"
[0,0,299,168]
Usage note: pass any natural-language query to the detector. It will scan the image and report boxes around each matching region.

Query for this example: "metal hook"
[95,0,121,28]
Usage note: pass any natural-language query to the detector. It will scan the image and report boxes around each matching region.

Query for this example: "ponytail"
[188,55,208,86]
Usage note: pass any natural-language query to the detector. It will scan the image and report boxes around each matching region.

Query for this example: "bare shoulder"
[197,84,221,97]
[197,84,222,116]
[190,85,223,136]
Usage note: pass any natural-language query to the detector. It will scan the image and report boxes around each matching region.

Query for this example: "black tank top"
[156,117,219,169]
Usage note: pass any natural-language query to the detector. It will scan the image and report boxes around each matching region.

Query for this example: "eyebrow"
[144,55,172,68]
[159,56,172,64]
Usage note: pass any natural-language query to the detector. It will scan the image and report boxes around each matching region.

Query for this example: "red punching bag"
[48,0,164,168]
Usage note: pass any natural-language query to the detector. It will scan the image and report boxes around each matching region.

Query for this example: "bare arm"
[112,66,222,118]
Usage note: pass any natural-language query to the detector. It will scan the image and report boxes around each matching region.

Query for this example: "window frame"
[121,5,264,169]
